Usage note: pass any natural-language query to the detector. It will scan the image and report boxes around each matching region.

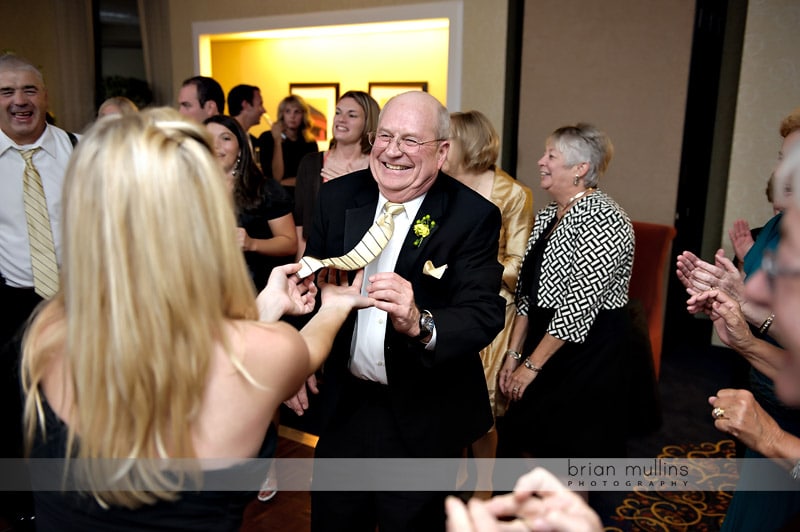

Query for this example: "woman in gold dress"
[443,110,533,496]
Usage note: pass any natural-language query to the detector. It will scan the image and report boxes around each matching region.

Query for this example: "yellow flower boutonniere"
[413,214,436,247]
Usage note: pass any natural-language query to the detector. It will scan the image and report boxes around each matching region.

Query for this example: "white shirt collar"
[375,192,426,223]
[0,124,58,157]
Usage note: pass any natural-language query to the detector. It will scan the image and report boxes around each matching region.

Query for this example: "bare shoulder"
[244,320,307,357]
[238,320,311,389]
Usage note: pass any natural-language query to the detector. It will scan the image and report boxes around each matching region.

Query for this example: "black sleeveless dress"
[30,399,276,531]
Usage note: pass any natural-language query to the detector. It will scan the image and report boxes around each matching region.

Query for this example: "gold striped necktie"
[297,201,405,278]
[18,148,59,298]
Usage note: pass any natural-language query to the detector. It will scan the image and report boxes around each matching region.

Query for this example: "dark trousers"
[0,283,43,523]
[311,376,452,532]
[0,283,42,457]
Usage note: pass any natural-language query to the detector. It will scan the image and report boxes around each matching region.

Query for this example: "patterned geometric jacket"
[515,190,634,344]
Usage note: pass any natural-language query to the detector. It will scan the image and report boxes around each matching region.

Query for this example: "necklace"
[558,187,596,217]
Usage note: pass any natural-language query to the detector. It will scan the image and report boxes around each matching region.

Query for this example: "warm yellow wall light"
[204,18,450,149]
[213,19,449,42]
[199,19,449,74]
[198,35,213,77]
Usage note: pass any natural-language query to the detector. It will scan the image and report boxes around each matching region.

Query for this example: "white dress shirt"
[349,193,436,383]
[0,125,74,287]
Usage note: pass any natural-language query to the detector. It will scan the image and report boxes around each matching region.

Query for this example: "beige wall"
[3,0,95,132]
[721,0,800,257]
[517,0,695,225]
[167,0,509,145]
[6,0,796,239]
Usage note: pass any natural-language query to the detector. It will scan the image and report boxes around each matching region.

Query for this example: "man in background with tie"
[298,91,505,531]
[0,53,73,526]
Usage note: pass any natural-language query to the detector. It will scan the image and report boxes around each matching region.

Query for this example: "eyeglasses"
[761,250,800,290]
[368,131,445,154]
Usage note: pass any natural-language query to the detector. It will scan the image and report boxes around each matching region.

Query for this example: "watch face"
[417,311,434,339]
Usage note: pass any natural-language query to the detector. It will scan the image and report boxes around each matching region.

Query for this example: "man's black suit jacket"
[306,169,505,457]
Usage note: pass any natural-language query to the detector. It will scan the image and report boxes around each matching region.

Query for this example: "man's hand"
[284,374,320,416]
[366,272,420,337]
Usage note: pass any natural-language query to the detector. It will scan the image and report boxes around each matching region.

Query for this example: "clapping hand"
[729,219,754,265]
[689,289,753,351]
[445,467,602,532]
[676,249,744,303]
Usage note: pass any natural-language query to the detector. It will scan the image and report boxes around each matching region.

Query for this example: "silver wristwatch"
[414,309,435,342]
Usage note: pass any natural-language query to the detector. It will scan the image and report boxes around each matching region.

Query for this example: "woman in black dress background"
[205,115,296,291]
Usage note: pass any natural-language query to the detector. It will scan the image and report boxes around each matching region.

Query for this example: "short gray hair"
[549,123,613,188]
[0,53,45,86]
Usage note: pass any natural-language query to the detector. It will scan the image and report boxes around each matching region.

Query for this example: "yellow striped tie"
[297,202,405,278]
[19,148,59,298]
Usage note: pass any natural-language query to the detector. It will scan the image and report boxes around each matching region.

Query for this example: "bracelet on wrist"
[523,358,542,373]
[759,313,775,336]
[506,349,522,361]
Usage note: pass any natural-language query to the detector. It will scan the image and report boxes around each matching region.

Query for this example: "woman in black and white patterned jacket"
[498,123,638,460]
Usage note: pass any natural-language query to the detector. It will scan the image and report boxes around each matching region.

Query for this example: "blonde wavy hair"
[449,110,500,173]
[278,94,317,143]
[21,108,259,508]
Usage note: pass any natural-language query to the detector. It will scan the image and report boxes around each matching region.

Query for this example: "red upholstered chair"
[629,221,677,380]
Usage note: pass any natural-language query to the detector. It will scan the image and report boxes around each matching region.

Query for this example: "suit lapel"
[395,176,448,278]
[343,184,380,253]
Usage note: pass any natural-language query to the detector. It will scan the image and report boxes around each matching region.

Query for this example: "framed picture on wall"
[368,82,428,109]
[289,83,340,141]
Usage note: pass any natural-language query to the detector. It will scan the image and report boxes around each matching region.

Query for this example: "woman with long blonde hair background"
[21,108,368,530]
[259,94,320,193]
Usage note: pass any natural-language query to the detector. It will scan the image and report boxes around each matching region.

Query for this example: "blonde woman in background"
[258,94,319,193]
[443,110,533,498]
[97,95,138,117]
[21,109,369,531]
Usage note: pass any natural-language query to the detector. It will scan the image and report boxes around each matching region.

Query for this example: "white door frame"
[191,2,463,110]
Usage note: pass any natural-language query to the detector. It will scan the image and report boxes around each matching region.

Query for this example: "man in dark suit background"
[297,91,505,531]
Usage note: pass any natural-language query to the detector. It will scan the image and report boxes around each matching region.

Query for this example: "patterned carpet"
[605,440,737,531]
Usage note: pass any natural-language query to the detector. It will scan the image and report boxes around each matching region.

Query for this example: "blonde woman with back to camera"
[21,108,370,531]
[443,110,533,498]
